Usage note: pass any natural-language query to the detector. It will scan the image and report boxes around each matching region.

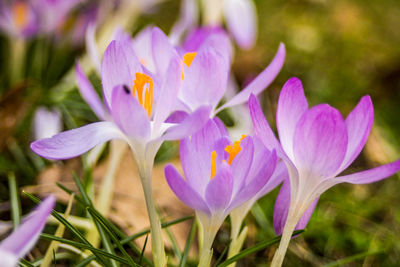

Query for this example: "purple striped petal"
[153,54,182,131]
[31,122,124,160]
[248,94,281,152]
[258,160,288,197]
[273,180,319,235]
[132,26,156,73]
[162,106,212,140]
[75,63,107,120]
[169,0,198,44]
[101,40,142,108]
[293,104,348,178]
[152,27,175,76]
[276,77,308,159]
[223,0,257,49]
[213,117,229,137]
[205,162,233,211]
[85,23,101,73]
[111,86,150,140]
[181,47,229,111]
[338,95,374,173]
[216,44,285,113]
[229,150,278,211]
[165,164,210,214]
[230,136,254,196]
[0,196,55,258]
[180,119,223,194]
[337,159,400,184]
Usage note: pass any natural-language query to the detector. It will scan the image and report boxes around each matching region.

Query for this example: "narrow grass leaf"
[322,250,384,267]
[8,172,21,228]
[139,234,149,266]
[179,221,197,267]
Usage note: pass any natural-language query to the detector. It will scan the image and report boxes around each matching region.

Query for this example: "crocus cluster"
[0,196,54,267]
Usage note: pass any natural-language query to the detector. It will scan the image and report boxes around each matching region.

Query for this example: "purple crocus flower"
[0,1,39,38]
[164,119,278,265]
[0,195,55,267]
[248,78,400,266]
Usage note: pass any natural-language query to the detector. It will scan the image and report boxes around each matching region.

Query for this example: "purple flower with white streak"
[0,195,55,267]
[248,78,400,267]
[164,119,278,264]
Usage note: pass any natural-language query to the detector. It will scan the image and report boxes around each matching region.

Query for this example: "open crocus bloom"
[0,195,55,267]
[248,78,400,266]
[164,119,278,258]
[31,31,211,165]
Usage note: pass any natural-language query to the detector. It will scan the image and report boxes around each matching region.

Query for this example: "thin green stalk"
[9,37,25,85]
[8,172,21,228]
[138,161,167,267]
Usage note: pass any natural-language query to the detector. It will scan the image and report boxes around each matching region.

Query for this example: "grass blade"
[217,230,304,267]
[322,250,384,267]
[22,191,109,266]
[139,234,149,266]
[8,172,21,228]
[179,220,197,267]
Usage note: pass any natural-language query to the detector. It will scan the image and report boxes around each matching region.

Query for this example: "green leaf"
[322,250,384,267]
[179,221,197,267]
[8,172,21,228]
[139,234,149,266]
[216,230,304,267]
[40,234,130,266]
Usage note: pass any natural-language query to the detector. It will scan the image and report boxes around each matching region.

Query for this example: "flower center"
[132,72,153,118]
[13,2,28,29]
[210,135,246,179]
[181,52,197,80]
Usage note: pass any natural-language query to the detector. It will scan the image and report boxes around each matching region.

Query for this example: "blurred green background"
[0,0,400,266]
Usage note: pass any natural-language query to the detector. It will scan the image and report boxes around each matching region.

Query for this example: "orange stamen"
[132,73,153,118]
[181,52,197,80]
[209,135,247,179]
[13,2,28,29]
[210,151,217,179]
[225,135,247,165]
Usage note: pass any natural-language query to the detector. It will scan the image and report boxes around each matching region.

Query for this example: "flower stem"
[138,161,167,267]
[270,216,297,267]
[227,226,248,267]
[9,37,25,86]
[198,227,215,267]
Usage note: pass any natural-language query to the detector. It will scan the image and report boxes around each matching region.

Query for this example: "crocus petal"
[205,162,233,211]
[180,119,223,194]
[33,107,62,140]
[273,180,318,235]
[162,106,212,140]
[152,27,176,76]
[337,95,374,173]
[223,0,257,49]
[213,116,229,136]
[229,150,278,211]
[293,104,348,178]
[111,86,150,140]
[180,47,229,111]
[258,160,288,197]
[85,23,101,74]
[230,136,254,196]
[248,94,281,152]
[165,164,210,214]
[31,122,124,160]
[215,44,285,113]
[75,63,107,120]
[132,26,156,73]
[101,40,142,107]
[153,54,182,132]
[276,77,308,159]
[336,159,400,184]
[0,196,55,259]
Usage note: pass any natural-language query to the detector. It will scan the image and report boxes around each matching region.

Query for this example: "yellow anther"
[183,52,197,67]
[225,135,247,165]
[210,151,217,179]
[13,2,28,29]
[181,52,197,80]
[132,72,153,118]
